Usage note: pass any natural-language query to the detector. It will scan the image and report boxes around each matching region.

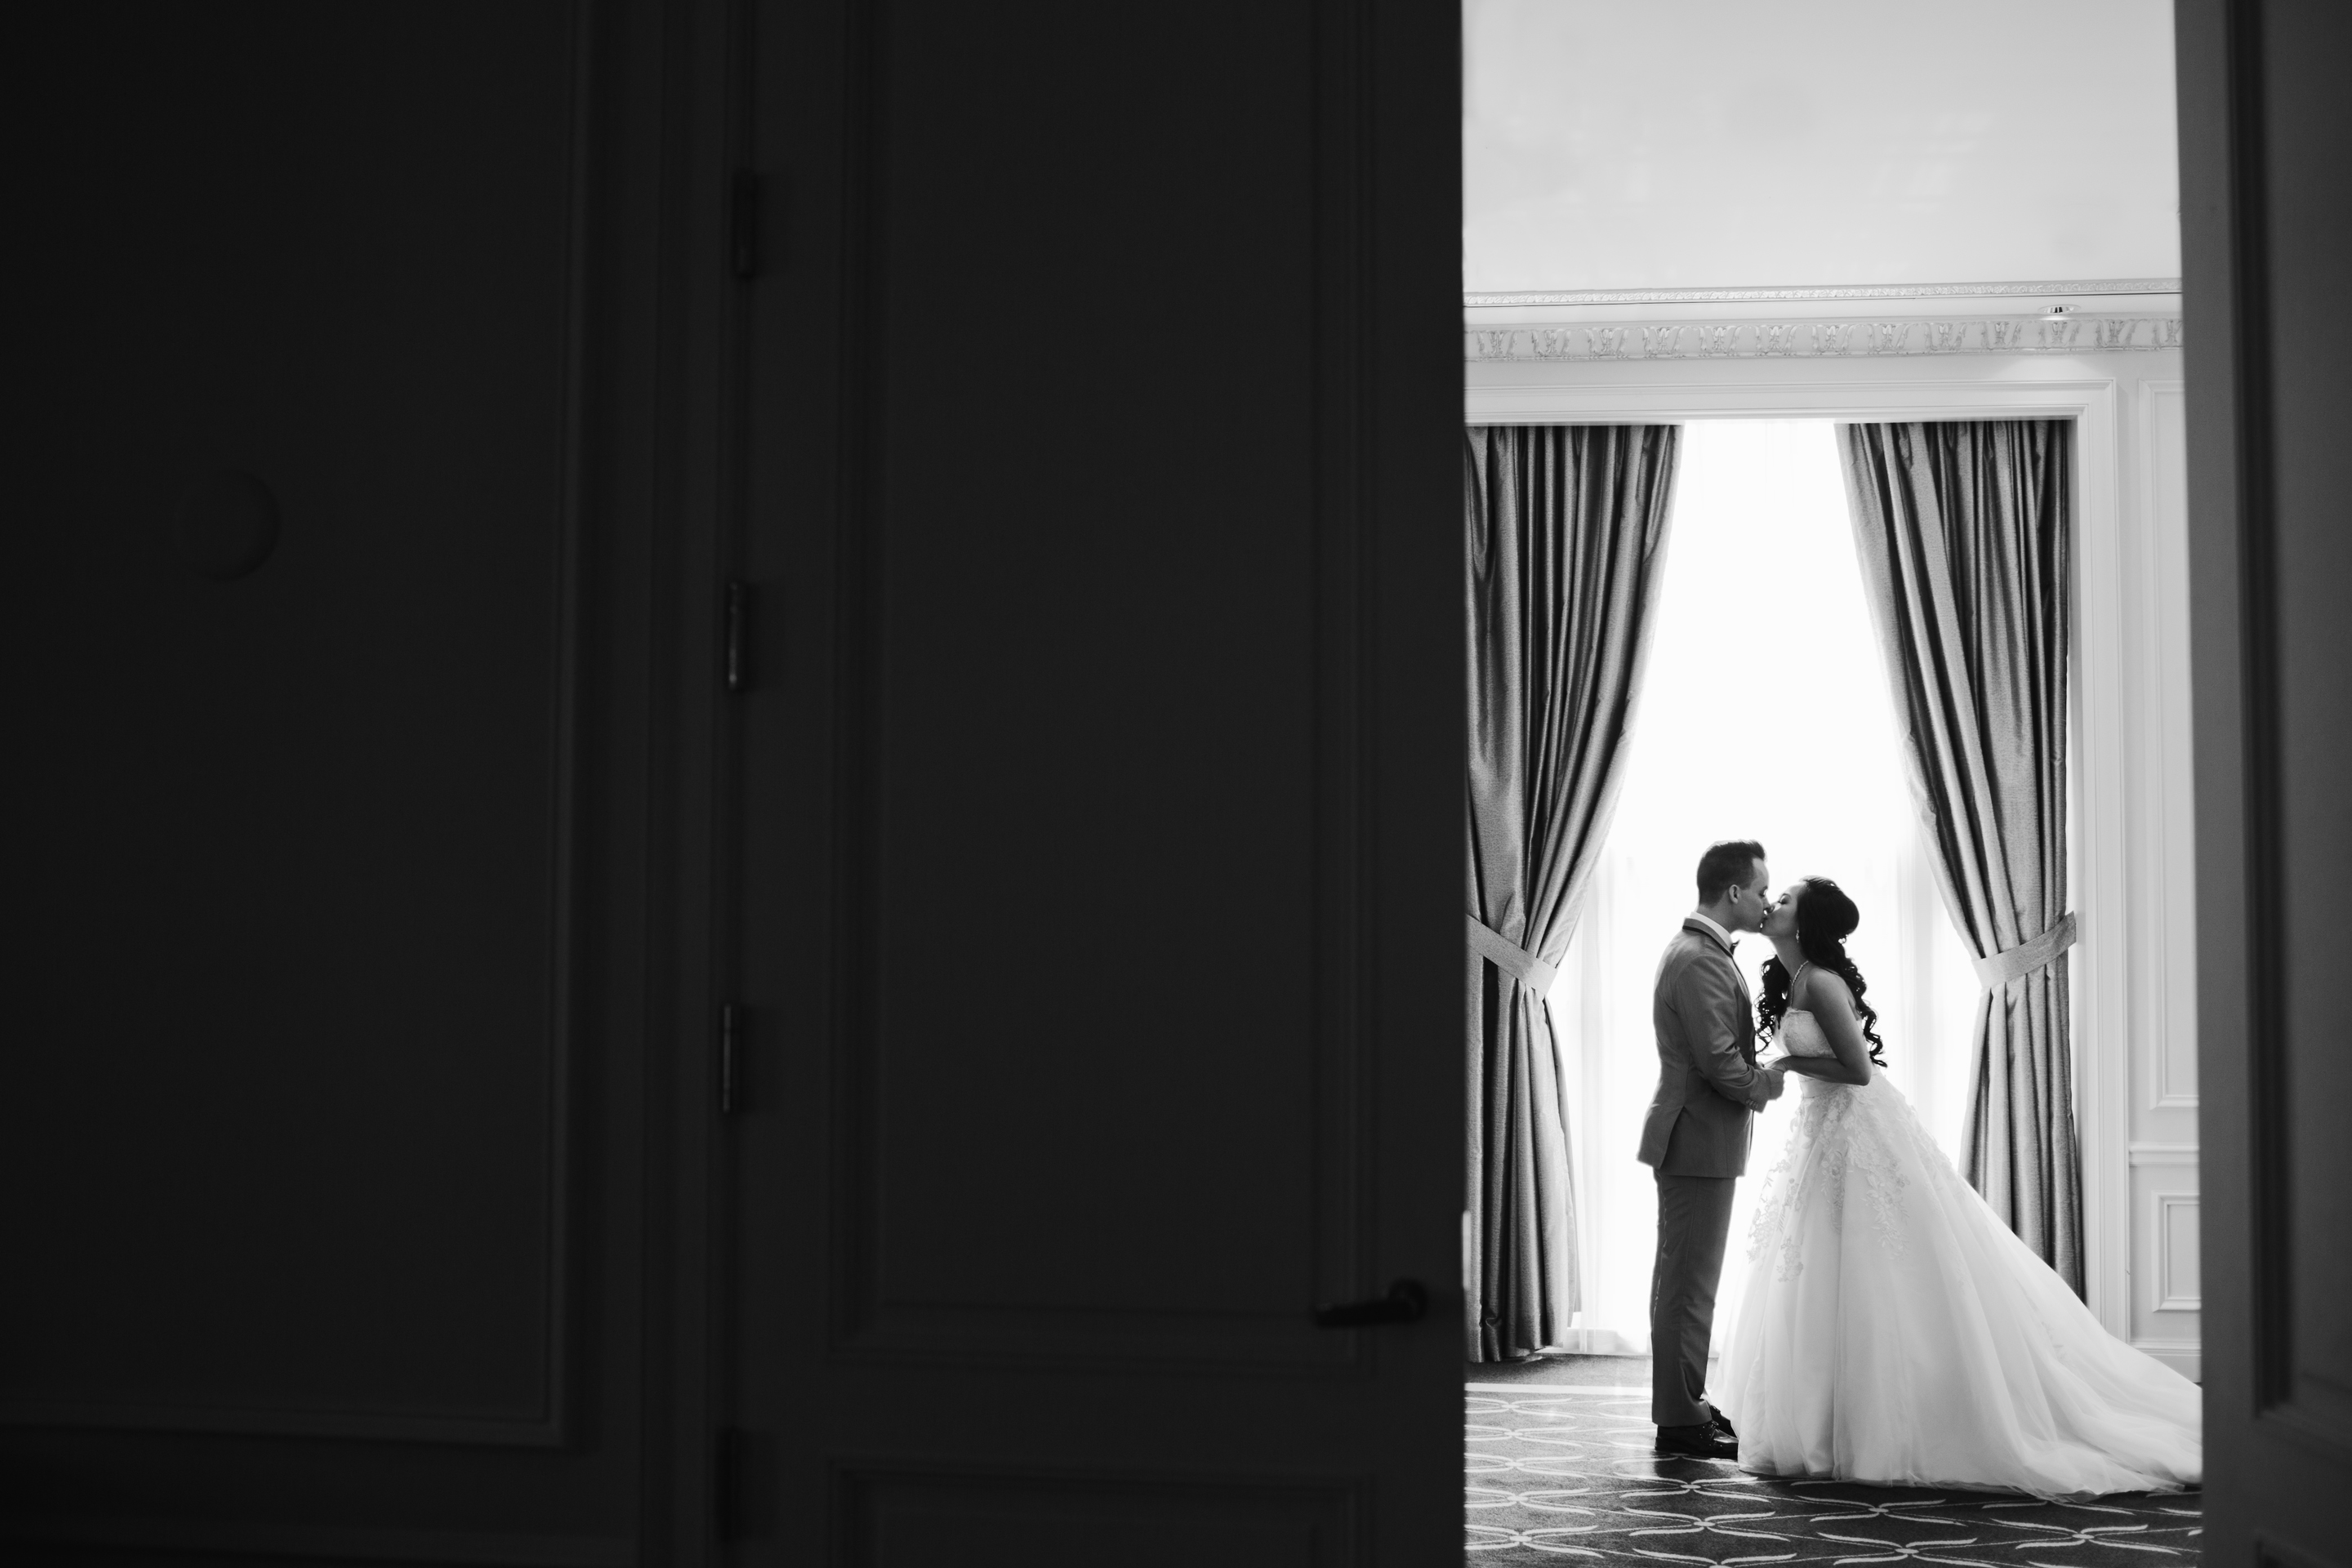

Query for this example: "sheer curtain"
[1548,420,1981,1355]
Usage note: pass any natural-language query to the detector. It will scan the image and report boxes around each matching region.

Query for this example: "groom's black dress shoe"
[1708,1410,1737,1441]
[1654,1423,1739,1459]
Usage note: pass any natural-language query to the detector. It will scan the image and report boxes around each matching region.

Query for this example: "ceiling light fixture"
[2040,303,2074,323]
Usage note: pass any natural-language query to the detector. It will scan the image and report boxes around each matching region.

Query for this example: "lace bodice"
[1778,1009,1837,1058]
[1748,1008,1914,1279]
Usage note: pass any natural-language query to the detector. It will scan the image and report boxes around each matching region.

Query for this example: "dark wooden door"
[716,0,1465,1561]
[0,5,693,1562]
[2178,2,2352,1564]
[0,2,1463,1561]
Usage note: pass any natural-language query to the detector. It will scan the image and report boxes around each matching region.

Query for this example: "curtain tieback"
[1467,914,1558,1000]
[1973,911,2078,989]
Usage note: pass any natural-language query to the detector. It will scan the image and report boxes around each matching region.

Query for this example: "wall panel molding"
[825,0,1378,1373]
[6,1517,632,1568]
[2132,1337,2203,1382]
[2133,1138,2204,1352]
[2135,379,2199,1116]
[832,1460,1361,1568]
[2158,1195,2203,1312]
[0,1,599,1449]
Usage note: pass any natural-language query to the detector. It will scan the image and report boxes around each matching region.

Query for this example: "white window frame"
[1467,363,2160,1345]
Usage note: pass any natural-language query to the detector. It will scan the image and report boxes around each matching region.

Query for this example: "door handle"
[1312,1279,1428,1328]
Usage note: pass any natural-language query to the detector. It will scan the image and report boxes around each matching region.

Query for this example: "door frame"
[1463,369,2158,1356]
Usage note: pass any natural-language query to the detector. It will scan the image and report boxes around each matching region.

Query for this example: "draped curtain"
[1838,420,2082,1294]
[1466,424,1682,1361]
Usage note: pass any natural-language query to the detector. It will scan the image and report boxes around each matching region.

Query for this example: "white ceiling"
[1463,0,2180,296]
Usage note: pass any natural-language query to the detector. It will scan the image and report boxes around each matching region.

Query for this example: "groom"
[1638,839,1784,1459]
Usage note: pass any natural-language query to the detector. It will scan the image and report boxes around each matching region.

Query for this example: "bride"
[1717,876,2202,1499]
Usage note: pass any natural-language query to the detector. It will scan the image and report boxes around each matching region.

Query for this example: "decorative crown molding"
[1463,278,2182,310]
[1464,314,2182,363]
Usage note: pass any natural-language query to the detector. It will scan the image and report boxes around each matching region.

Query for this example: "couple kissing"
[1637,839,2198,1498]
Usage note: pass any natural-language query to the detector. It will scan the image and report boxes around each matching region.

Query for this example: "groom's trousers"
[1650,1172,1737,1428]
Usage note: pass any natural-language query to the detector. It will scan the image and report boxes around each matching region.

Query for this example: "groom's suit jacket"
[1638,918,1777,1178]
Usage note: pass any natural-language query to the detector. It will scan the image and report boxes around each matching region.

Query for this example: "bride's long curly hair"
[1757,876,1887,1067]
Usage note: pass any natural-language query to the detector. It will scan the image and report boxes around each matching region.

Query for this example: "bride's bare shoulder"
[1802,965,1856,1013]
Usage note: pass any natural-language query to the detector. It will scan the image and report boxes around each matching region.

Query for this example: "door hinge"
[718,1001,744,1115]
[729,167,760,280]
[722,578,751,693]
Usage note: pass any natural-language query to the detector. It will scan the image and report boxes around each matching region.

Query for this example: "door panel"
[0,3,682,1559]
[4,3,576,1438]
[844,1471,1354,1567]
[0,0,1462,1557]
[835,0,1350,1370]
[2179,1,2352,1563]
[728,0,1462,1559]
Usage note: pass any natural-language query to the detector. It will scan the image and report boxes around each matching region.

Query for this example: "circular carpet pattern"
[1465,1388,2202,1564]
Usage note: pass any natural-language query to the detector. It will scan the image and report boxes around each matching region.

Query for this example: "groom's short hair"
[1695,840,1766,903]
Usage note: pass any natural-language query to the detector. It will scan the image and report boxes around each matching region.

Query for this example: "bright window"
[1548,418,1983,1355]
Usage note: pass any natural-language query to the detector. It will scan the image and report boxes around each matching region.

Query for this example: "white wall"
[2124,380,2200,1378]
[1463,0,2180,296]
[1466,329,2200,1379]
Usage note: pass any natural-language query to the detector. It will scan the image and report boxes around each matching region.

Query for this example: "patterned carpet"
[1466,1386,2201,1564]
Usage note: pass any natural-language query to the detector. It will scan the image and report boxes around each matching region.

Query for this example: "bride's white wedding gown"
[1718,1009,2202,1498]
